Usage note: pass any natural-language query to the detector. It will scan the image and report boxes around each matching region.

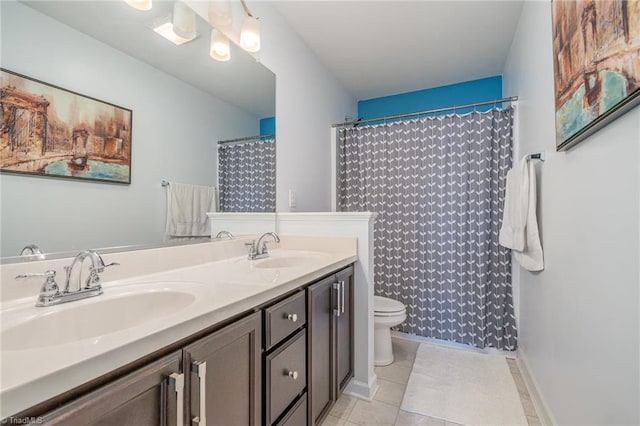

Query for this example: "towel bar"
[526,152,545,161]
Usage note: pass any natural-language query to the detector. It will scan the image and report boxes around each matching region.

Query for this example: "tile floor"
[323,338,541,426]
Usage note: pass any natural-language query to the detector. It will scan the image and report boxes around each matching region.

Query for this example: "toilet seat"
[374,296,406,316]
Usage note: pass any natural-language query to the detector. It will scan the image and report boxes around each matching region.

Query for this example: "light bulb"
[240,15,260,53]
[210,29,230,61]
[125,0,152,11]
[173,2,196,41]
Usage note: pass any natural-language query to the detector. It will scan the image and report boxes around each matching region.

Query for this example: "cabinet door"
[38,351,183,426]
[307,275,336,425]
[336,266,354,392]
[184,312,262,426]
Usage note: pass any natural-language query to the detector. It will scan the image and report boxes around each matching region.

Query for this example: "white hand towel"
[165,182,216,238]
[499,158,529,251]
[513,161,544,271]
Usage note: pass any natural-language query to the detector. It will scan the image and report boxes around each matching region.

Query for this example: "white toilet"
[374,295,407,366]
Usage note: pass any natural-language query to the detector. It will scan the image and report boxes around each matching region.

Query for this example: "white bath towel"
[499,158,544,271]
[499,158,529,251]
[165,182,216,238]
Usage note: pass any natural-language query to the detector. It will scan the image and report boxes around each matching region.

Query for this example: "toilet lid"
[374,296,405,313]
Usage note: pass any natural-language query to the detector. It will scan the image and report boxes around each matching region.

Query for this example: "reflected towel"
[165,182,216,238]
[499,158,544,271]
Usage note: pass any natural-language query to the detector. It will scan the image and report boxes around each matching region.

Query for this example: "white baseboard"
[516,347,556,426]
[343,374,379,402]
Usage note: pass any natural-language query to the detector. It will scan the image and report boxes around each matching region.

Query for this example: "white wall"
[198,1,357,212]
[503,2,640,424]
[253,3,357,212]
[0,2,259,256]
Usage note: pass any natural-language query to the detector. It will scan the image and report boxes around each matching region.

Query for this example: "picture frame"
[551,0,640,151]
[0,68,132,184]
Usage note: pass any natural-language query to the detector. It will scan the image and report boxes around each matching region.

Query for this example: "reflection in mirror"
[0,0,275,262]
[217,132,276,212]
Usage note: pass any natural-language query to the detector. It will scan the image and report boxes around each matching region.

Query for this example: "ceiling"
[21,1,524,110]
[22,1,276,117]
[273,1,524,100]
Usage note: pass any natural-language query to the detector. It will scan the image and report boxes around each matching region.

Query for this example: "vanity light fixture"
[239,0,260,53]
[153,21,195,45]
[172,2,197,41]
[124,0,152,11]
[210,29,231,61]
[208,0,233,27]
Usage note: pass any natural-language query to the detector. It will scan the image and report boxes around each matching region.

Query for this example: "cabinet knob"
[287,370,299,380]
[286,313,298,323]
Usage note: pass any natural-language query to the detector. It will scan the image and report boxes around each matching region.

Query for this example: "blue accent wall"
[260,116,275,135]
[357,76,502,121]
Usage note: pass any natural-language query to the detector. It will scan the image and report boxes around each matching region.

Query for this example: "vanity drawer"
[266,329,307,424]
[265,291,306,349]
[274,393,307,426]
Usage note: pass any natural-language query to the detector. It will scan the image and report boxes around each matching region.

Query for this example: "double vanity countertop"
[0,235,358,419]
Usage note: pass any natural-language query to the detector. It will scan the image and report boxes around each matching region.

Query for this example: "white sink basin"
[2,285,198,351]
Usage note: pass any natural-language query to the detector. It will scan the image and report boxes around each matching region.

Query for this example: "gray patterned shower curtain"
[338,107,517,350]
[218,138,276,212]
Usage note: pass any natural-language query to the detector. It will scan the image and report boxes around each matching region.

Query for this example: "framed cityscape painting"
[0,68,132,183]
[551,0,640,151]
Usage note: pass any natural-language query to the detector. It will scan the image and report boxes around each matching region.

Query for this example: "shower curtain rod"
[218,133,275,145]
[331,96,518,128]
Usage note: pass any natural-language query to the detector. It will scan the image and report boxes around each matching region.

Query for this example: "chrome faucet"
[20,244,44,258]
[215,230,234,239]
[246,232,280,260]
[64,250,118,293]
[16,250,118,307]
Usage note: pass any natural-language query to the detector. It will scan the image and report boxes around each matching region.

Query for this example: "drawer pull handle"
[287,370,299,380]
[192,361,207,426]
[286,313,298,323]
[333,282,341,317]
[168,372,184,426]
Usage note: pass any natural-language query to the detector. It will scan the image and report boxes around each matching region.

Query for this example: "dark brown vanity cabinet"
[14,264,355,426]
[32,312,262,426]
[307,265,354,425]
[335,267,354,392]
[36,351,183,426]
[184,311,262,426]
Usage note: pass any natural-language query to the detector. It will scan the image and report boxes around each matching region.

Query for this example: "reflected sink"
[2,289,196,351]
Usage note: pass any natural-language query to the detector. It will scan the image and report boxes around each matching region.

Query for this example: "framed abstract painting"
[0,68,132,183]
[551,0,640,151]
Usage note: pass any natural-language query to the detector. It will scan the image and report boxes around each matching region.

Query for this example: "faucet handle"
[16,270,59,298]
[245,241,257,259]
[260,241,271,256]
[89,261,119,274]
[16,269,56,280]
[86,261,119,289]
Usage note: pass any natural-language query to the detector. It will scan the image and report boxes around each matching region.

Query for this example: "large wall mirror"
[0,0,276,262]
